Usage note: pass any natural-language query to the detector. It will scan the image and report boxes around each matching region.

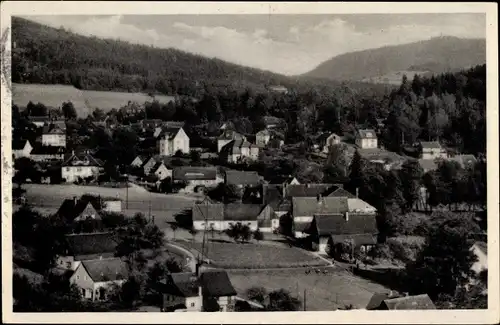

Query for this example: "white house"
[256,129,271,147]
[355,129,378,149]
[69,258,128,301]
[157,125,190,156]
[12,140,33,159]
[41,122,66,147]
[420,141,448,160]
[61,151,103,183]
[217,130,246,153]
[130,155,147,167]
[151,162,172,180]
[173,167,222,193]
[220,139,259,163]
[322,133,342,153]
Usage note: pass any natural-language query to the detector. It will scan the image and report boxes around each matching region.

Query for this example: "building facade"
[158,126,190,156]
[355,129,378,149]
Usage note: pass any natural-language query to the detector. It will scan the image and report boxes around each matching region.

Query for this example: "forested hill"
[302,36,486,82]
[11,17,304,96]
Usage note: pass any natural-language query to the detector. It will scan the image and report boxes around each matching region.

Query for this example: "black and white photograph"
[1,2,498,324]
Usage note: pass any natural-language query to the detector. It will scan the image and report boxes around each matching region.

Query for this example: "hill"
[302,36,486,82]
[11,17,299,96]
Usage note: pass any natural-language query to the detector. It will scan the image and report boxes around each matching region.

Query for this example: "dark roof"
[160,272,200,297]
[192,203,224,221]
[220,139,255,155]
[330,234,377,246]
[224,204,263,221]
[12,139,31,150]
[294,221,311,233]
[284,184,339,198]
[382,294,436,310]
[158,125,183,140]
[64,232,118,257]
[292,197,349,217]
[42,122,66,134]
[225,170,261,186]
[62,152,102,167]
[328,188,357,198]
[418,159,439,171]
[218,129,245,141]
[81,258,128,282]
[313,213,378,236]
[263,184,284,210]
[151,161,168,173]
[357,129,377,139]
[29,116,50,123]
[173,167,218,181]
[200,270,237,297]
[31,145,65,155]
[366,293,392,310]
[57,197,102,222]
[420,141,442,149]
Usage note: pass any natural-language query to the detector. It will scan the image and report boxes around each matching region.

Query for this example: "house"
[322,133,342,153]
[217,130,246,153]
[69,257,128,301]
[192,203,276,233]
[355,129,378,149]
[173,167,222,193]
[154,121,185,138]
[220,139,259,163]
[419,141,447,160]
[130,155,147,167]
[160,270,237,312]
[366,291,402,310]
[199,270,238,312]
[56,232,119,271]
[367,294,436,310]
[418,158,440,173]
[29,115,50,127]
[41,122,66,147]
[224,170,261,188]
[471,241,487,275]
[261,116,285,130]
[328,187,357,198]
[157,125,190,156]
[284,184,340,199]
[12,139,33,159]
[56,196,102,224]
[142,155,162,175]
[30,145,65,162]
[61,151,103,183]
[151,161,172,181]
[268,85,288,94]
[307,213,378,254]
[140,119,163,131]
[256,129,271,147]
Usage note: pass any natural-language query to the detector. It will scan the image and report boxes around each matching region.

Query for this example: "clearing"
[13,83,174,117]
[176,241,329,269]
[228,267,390,311]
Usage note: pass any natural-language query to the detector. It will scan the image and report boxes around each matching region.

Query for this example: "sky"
[26,14,486,76]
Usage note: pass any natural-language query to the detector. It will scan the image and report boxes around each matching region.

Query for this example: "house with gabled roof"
[419,141,447,160]
[30,144,65,162]
[159,270,237,312]
[56,196,102,224]
[173,166,222,193]
[12,139,33,159]
[284,184,340,199]
[41,121,66,147]
[151,161,172,181]
[61,151,103,183]
[69,257,128,301]
[157,124,190,156]
[321,133,342,153]
[217,130,246,153]
[56,232,119,271]
[367,294,436,310]
[355,129,378,149]
[219,139,259,163]
[130,154,148,167]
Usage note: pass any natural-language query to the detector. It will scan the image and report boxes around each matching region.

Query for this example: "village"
[9,15,488,314]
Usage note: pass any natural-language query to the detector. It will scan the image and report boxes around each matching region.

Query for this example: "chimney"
[356,188,359,198]
[345,211,349,221]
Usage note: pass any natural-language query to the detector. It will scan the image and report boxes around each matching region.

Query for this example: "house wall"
[294,216,314,223]
[56,255,76,270]
[193,220,258,232]
[93,280,126,301]
[130,157,143,167]
[62,166,100,183]
[318,236,329,254]
[356,138,377,149]
[173,129,190,154]
[143,159,157,174]
[250,147,259,160]
[42,134,66,147]
[154,165,172,180]
[74,203,100,222]
[30,154,65,162]
[13,142,33,159]
[70,264,95,299]
[422,148,447,160]
[103,200,122,213]
[217,295,236,312]
[256,134,271,146]
[218,140,232,153]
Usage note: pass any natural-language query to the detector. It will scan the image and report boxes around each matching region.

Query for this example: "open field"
[178,241,329,269]
[227,267,390,310]
[13,83,175,117]
[21,184,196,222]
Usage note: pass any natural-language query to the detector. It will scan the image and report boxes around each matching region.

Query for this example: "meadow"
[228,267,390,311]
[13,83,175,117]
[178,241,329,269]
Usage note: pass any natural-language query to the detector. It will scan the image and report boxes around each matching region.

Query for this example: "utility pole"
[303,289,306,311]
[126,180,129,209]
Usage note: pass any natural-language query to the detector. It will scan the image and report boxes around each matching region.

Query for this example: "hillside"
[11,17,299,96]
[302,36,486,82]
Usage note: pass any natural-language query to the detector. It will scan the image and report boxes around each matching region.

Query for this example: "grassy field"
[22,184,196,222]
[227,267,390,311]
[13,83,175,117]
[178,241,329,269]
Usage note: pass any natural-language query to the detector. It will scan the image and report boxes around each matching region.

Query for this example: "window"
[191,302,195,307]
[76,275,80,280]
[84,275,87,281]
[77,167,82,172]
[65,167,70,172]
[66,262,72,268]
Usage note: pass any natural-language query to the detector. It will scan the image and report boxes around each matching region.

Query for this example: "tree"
[246,286,268,304]
[399,160,424,212]
[226,222,252,243]
[253,228,264,243]
[267,289,302,311]
[190,150,201,164]
[62,101,77,119]
[346,150,366,194]
[405,212,478,300]
[170,223,178,240]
